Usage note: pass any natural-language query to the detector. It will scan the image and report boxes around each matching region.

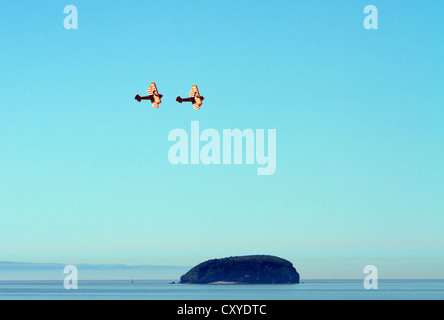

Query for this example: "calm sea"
[0,279,443,300]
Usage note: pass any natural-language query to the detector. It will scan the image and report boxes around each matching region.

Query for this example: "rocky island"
[180,255,300,284]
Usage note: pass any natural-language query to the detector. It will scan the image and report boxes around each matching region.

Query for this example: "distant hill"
[180,255,300,284]
[0,262,190,281]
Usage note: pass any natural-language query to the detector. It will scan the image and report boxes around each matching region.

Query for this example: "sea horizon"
[2,262,443,299]
[2,261,443,281]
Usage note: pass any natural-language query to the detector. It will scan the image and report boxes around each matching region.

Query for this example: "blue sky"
[0,1,443,279]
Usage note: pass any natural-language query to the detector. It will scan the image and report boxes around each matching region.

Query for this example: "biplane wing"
[147,82,162,109]
[189,85,203,110]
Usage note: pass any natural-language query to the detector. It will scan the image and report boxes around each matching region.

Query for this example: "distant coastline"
[0,262,190,281]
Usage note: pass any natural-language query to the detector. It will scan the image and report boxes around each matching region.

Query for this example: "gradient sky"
[0,1,443,279]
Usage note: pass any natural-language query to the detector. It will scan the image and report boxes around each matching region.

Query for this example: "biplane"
[176,85,204,110]
[135,82,163,108]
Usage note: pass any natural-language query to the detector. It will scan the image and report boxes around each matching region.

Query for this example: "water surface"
[1,279,443,300]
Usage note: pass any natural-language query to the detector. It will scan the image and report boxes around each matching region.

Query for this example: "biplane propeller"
[176,85,204,110]
[135,82,163,108]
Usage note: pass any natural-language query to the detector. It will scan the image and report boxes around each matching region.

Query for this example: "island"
[179,255,300,284]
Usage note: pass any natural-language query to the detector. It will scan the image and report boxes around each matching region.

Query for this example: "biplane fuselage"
[135,82,163,108]
[176,85,204,110]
